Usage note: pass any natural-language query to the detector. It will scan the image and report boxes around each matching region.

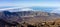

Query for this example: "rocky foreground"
[0,11,60,27]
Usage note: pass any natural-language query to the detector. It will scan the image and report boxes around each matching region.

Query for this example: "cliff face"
[0,11,60,27]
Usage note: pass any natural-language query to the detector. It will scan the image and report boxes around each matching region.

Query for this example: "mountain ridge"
[0,11,60,25]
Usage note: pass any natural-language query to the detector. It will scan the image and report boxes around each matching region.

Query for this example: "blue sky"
[0,0,60,7]
[0,0,60,13]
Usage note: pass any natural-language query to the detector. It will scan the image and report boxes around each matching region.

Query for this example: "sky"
[0,0,60,13]
[0,0,60,7]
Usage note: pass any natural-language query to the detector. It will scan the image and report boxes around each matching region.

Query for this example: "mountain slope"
[0,11,60,25]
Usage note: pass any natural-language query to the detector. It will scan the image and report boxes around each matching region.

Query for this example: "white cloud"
[0,7,21,11]
[20,8,33,11]
[0,7,34,12]
[8,8,34,12]
[51,8,60,13]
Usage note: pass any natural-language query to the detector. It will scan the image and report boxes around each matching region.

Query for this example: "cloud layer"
[0,7,34,12]
[51,8,60,13]
[0,6,60,14]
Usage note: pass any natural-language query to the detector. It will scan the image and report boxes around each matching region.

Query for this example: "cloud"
[0,7,34,12]
[20,8,34,11]
[0,7,21,10]
[51,8,60,13]
[9,8,34,12]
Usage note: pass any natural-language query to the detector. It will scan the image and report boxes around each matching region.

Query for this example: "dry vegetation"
[1,18,60,27]
[18,19,60,27]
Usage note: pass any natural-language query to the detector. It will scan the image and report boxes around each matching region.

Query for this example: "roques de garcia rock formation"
[0,11,60,27]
